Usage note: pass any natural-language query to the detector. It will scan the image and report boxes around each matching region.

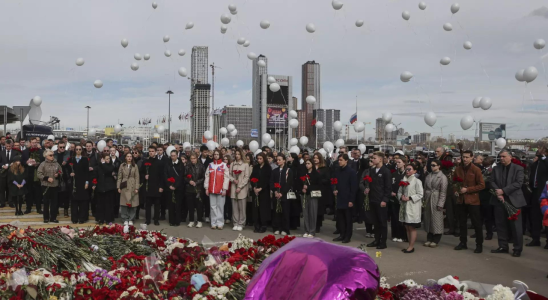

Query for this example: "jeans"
[209,194,225,227]
[120,205,136,222]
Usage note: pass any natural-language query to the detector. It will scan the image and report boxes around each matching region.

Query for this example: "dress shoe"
[43,220,49,223]
[470,233,477,238]
[454,243,468,250]
[259,227,267,233]
[333,236,344,242]
[154,221,160,226]
[78,221,84,224]
[491,247,509,254]
[72,221,77,224]
[526,241,541,247]
[544,243,548,250]
[51,219,59,223]
[443,231,454,235]
[376,244,387,249]
[474,245,483,253]
[145,222,151,225]
[402,248,414,254]
[512,250,521,257]
[485,233,493,240]
[333,230,340,235]
[64,209,69,217]
[253,228,260,233]
[342,239,351,243]
[0,204,5,208]
[366,241,379,247]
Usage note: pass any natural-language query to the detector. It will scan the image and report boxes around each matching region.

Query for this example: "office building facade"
[220,105,253,144]
[301,61,321,138]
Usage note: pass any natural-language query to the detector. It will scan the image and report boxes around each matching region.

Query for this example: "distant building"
[221,105,253,144]
[302,61,321,138]
[375,118,388,141]
[190,46,210,144]
[413,132,431,145]
[258,74,293,147]
[325,109,341,141]
[252,55,268,142]
[296,110,307,138]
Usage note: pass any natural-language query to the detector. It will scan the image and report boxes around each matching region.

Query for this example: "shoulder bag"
[120,165,129,189]
[285,168,297,199]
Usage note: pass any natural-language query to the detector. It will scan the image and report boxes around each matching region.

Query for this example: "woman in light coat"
[423,159,448,248]
[397,162,424,253]
[117,153,140,225]
[229,149,250,231]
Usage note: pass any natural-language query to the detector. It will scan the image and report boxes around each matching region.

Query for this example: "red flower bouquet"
[441,160,454,169]
[363,175,372,183]
[274,183,282,213]
[398,181,410,187]
[167,177,176,203]
[452,176,464,196]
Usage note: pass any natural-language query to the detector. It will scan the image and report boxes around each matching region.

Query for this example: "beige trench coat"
[229,161,250,200]
[423,171,448,234]
[117,163,140,207]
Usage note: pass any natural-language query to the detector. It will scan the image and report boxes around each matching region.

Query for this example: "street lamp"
[166,90,174,143]
[85,106,91,139]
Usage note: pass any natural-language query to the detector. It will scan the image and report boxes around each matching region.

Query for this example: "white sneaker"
[188,222,195,228]
[308,234,315,238]
[281,231,287,236]
[392,238,398,242]
[124,221,129,226]
[397,238,403,243]
[225,219,230,224]
[237,226,243,231]
[205,217,210,222]
[274,231,280,235]
[232,226,239,231]
[196,222,203,228]
[128,221,133,226]
[303,233,310,238]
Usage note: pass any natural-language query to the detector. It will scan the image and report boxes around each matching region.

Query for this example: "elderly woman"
[398,162,424,253]
[423,159,448,248]
[37,149,63,223]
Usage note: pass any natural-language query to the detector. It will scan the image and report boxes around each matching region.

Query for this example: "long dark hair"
[123,152,135,167]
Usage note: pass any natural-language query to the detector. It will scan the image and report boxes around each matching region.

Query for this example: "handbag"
[311,191,322,198]
[287,189,297,199]
[120,165,128,189]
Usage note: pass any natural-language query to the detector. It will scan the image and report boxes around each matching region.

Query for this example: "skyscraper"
[221,105,253,144]
[325,109,341,141]
[190,46,210,144]
[259,74,293,147]
[191,46,208,86]
[301,61,321,138]
[375,118,388,142]
[252,55,268,138]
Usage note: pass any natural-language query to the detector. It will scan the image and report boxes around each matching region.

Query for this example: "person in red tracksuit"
[204,150,229,230]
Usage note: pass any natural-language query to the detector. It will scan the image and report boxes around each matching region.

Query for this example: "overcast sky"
[1,0,548,140]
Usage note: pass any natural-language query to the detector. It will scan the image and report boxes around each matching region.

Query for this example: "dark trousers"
[458,204,483,245]
[112,192,120,218]
[530,188,546,242]
[88,188,96,216]
[180,193,188,222]
[168,189,182,225]
[96,190,115,223]
[336,208,353,240]
[186,192,203,222]
[12,195,24,213]
[445,191,459,233]
[480,202,494,236]
[390,201,407,239]
[370,202,388,244]
[494,202,523,251]
[41,186,58,221]
[59,190,70,210]
[0,176,9,206]
[145,197,160,223]
[71,199,88,223]
[203,192,210,218]
[160,191,167,217]
[273,200,291,234]
[224,195,232,221]
[427,233,442,244]
[353,192,365,223]
[27,181,42,211]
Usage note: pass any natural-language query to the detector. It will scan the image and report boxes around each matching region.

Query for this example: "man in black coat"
[332,154,358,243]
[198,145,212,221]
[164,149,186,226]
[0,140,14,207]
[54,141,71,217]
[528,147,548,248]
[141,146,165,225]
[366,151,392,249]
[22,137,43,214]
[351,148,369,224]
[156,147,170,220]
[85,141,100,215]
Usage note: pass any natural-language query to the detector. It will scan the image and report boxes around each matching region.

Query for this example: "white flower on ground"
[486,285,514,300]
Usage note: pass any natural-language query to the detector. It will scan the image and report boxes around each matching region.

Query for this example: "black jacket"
[333,164,358,209]
[67,156,90,201]
[23,148,43,182]
[303,169,321,195]
[95,162,117,193]
[369,165,392,204]
[270,165,293,200]
[140,156,165,197]
[164,159,186,191]
[184,162,205,192]
[199,155,213,168]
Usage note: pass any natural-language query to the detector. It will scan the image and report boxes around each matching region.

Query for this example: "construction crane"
[210,63,222,133]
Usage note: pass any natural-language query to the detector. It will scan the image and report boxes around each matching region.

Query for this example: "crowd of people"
[0,134,547,258]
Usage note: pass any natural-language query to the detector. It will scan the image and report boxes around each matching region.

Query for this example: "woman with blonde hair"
[229,149,250,231]
[37,149,63,223]
[8,155,27,216]
[117,152,140,226]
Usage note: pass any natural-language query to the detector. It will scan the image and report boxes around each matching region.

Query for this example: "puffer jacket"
[204,159,229,194]
[184,162,205,193]
[37,159,63,187]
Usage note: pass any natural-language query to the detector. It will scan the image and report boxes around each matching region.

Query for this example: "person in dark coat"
[198,145,213,221]
[366,151,393,249]
[271,154,293,235]
[0,140,15,208]
[141,146,165,225]
[185,152,205,228]
[54,141,71,218]
[22,137,43,214]
[68,145,90,224]
[313,153,331,233]
[165,149,186,226]
[110,147,122,219]
[133,150,144,219]
[93,153,117,224]
[156,147,170,221]
[7,155,27,215]
[288,153,302,230]
[332,154,358,243]
[85,141,99,216]
[527,146,548,247]
[251,153,272,233]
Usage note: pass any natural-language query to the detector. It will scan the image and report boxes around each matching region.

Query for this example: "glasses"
[405,168,413,171]
[59,147,65,149]
[103,150,109,152]
[431,164,438,167]
[338,152,344,154]
[47,154,53,157]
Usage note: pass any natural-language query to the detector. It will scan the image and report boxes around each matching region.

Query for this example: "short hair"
[189,153,198,160]
[43,149,54,158]
[407,161,420,170]
[106,139,113,143]
[372,151,385,159]
[430,159,441,166]
[395,156,408,164]
[86,141,93,146]
[339,154,350,161]
[58,141,66,146]
[200,145,208,152]
[463,150,474,157]
[339,146,347,152]
[170,150,178,155]
[5,140,12,146]
[499,149,511,156]
[483,156,495,166]
[243,145,249,151]
[148,146,157,151]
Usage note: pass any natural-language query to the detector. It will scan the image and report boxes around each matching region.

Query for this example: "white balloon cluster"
[515,66,538,83]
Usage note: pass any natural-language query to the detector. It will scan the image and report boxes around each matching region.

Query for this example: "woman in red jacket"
[204,150,229,230]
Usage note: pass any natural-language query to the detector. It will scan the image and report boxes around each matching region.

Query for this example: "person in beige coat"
[229,149,250,231]
[37,150,63,223]
[397,162,424,253]
[423,160,448,248]
[117,153,140,225]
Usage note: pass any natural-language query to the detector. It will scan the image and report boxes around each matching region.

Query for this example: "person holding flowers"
[22,137,43,214]
[94,153,117,225]
[204,149,230,230]
[67,145,90,224]
[332,154,357,243]
[301,159,320,238]
[164,149,186,227]
[7,155,27,216]
[313,153,331,234]
[397,162,424,253]
[251,152,271,233]
[366,151,392,250]
[423,159,448,248]
[229,149,250,231]
[37,149,63,223]
[117,152,140,226]
[185,153,205,228]
[389,157,407,243]
[140,146,164,226]
[270,154,293,236]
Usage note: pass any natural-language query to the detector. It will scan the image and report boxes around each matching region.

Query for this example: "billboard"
[479,123,506,141]
[266,107,288,127]
[266,85,289,105]
[251,129,258,138]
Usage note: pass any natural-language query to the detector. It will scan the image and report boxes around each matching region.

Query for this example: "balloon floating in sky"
[515,69,525,82]
[243,40,251,47]
[523,66,538,83]
[333,121,343,132]
[32,96,42,106]
[440,57,451,65]
[450,3,460,14]
[306,23,316,33]
[419,2,427,10]
[230,9,238,15]
[257,60,266,67]
[121,39,128,48]
[247,52,258,60]
[472,97,481,108]
[164,50,171,57]
[460,115,474,130]
[185,22,194,30]
[463,41,472,50]
[443,23,453,31]
[385,123,395,133]
[221,25,227,34]
[237,37,246,45]
[424,111,437,127]
[496,138,506,148]
[134,53,142,60]
[300,136,309,146]
[315,121,324,129]
[152,2,158,9]
[178,67,187,77]
[306,95,316,104]
[221,14,232,24]
[94,80,103,88]
[332,0,343,10]
[228,4,237,12]
[289,119,299,129]
[479,97,492,110]
[534,39,546,50]
[75,58,85,66]
[260,20,270,29]
[178,49,186,56]
[382,112,393,123]
[400,71,413,82]
[267,76,276,84]
[269,83,280,92]
[354,122,365,133]
[402,11,410,21]
[355,20,364,27]
[249,141,259,153]
[290,138,298,146]
[130,62,139,71]
[163,35,170,43]
[144,53,150,60]
[227,124,235,132]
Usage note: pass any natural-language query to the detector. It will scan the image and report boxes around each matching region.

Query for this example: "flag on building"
[349,112,357,124]
[311,119,317,126]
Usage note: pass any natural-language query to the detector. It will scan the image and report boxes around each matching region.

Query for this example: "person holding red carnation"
[332,154,358,243]
[270,154,294,236]
[164,149,186,227]
[204,149,230,230]
[94,153,117,225]
[397,162,423,253]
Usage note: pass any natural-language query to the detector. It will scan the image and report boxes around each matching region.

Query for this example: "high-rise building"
[252,55,268,138]
[412,132,431,145]
[258,74,293,147]
[313,109,326,145]
[292,97,298,111]
[220,105,253,145]
[325,109,341,141]
[302,61,321,138]
[190,47,210,144]
[191,47,208,86]
[375,118,388,142]
[296,110,307,138]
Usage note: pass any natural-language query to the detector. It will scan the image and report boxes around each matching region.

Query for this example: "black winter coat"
[251,163,272,222]
[270,165,293,201]
[164,159,186,191]
[333,164,358,209]
[67,156,90,201]
[184,162,205,193]
[95,162,117,193]
[303,169,321,195]
[140,157,164,197]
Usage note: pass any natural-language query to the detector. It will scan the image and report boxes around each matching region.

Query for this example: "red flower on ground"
[442,284,458,293]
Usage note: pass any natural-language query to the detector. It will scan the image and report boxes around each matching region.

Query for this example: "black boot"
[36,206,43,214]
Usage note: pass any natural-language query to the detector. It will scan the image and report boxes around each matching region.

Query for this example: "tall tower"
[252,55,268,136]
[190,46,210,144]
[301,61,321,138]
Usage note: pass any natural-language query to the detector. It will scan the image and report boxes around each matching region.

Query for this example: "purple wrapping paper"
[245,238,380,300]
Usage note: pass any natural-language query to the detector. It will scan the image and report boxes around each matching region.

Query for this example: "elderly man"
[490,150,527,257]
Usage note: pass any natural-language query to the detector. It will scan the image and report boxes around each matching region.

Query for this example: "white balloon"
[460,115,474,130]
[515,69,525,82]
[262,133,272,144]
[185,22,194,30]
[134,53,142,60]
[424,111,437,127]
[220,127,228,135]
[355,20,364,27]
[257,60,266,67]
[299,136,309,146]
[164,50,171,57]
[289,110,298,118]
[228,4,237,11]
[523,66,538,83]
[315,121,324,129]
[419,2,427,10]
[385,123,395,133]
[400,71,413,82]
[382,112,393,123]
[496,138,506,148]
[318,149,327,158]
[152,2,158,9]
[230,129,238,137]
[182,142,191,149]
[254,149,262,155]
[289,146,301,154]
[230,10,238,15]
[443,23,453,31]
[260,20,270,29]
[450,3,460,14]
[236,140,244,147]
[221,138,230,146]
[249,141,259,153]
[306,23,316,33]
[306,95,316,104]
[332,0,343,10]
[269,83,280,92]
[534,39,546,50]
[75,58,85,66]
[178,49,186,56]
[220,14,232,24]
[333,121,343,132]
[289,119,299,129]
[227,124,235,132]
[130,62,139,71]
[268,140,275,148]
[32,96,42,106]
[94,80,103,88]
[144,54,150,60]
[157,125,165,134]
[237,37,246,45]
[480,97,492,110]
[472,97,482,108]
[121,39,128,48]
[463,41,472,50]
[97,140,106,152]
[89,128,97,136]
[440,57,451,65]
[402,11,411,21]
[247,52,257,60]
[335,139,345,147]
[206,140,216,151]
[178,67,188,77]
[114,124,122,133]
[323,141,334,153]
[221,25,228,34]
[358,144,366,154]
[290,138,299,146]
[267,76,276,84]
[51,145,58,152]
[354,122,365,133]
[163,35,170,43]
[166,146,176,155]
[204,131,213,140]
[243,40,251,47]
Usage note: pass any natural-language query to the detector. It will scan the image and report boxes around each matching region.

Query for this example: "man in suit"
[332,154,358,243]
[22,137,43,214]
[141,146,165,225]
[0,140,14,207]
[0,136,6,152]
[490,149,527,257]
[527,146,548,248]
[85,141,99,215]
[156,147,169,220]
[198,145,212,222]
[366,151,393,249]
[351,148,369,224]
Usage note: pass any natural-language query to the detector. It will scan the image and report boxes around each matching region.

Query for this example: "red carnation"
[274,183,281,189]
[92,179,97,185]
[330,178,338,185]
[167,177,176,183]
[300,176,307,182]
[399,181,410,187]
[452,176,464,183]
[441,161,454,169]
[69,163,73,166]
[363,175,373,183]
[186,174,192,179]
[442,284,458,293]
[250,177,259,183]
[144,162,152,167]
[233,170,242,175]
